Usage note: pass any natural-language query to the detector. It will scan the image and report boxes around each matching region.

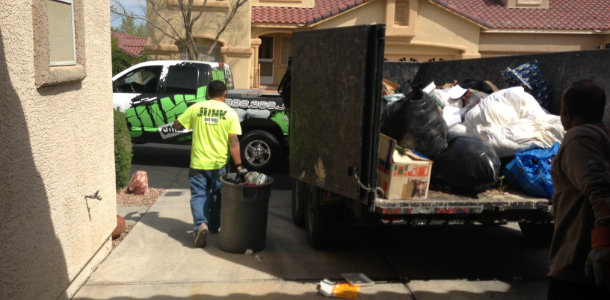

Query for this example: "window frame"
[48,0,77,66]
[33,0,86,88]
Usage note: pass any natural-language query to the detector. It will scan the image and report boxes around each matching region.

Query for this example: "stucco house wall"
[152,0,608,88]
[144,0,252,89]
[0,1,115,298]
[480,32,607,57]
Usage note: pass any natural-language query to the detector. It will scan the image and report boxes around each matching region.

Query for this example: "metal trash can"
[219,175,273,253]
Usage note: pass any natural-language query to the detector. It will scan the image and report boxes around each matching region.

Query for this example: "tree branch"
[207,0,247,55]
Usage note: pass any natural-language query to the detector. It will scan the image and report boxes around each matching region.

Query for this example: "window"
[48,0,76,65]
[113,66,162,94]
[179,46,221,62]
[517,0,541,4]
[395,0,409,26]
[164,65,201,94]
[33,0,85,88]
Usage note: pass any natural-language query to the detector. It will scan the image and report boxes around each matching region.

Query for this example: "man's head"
[208,80,227,99]
[560,80,606,130]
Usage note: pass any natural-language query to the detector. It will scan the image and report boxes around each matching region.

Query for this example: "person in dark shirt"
[547,80,610,300]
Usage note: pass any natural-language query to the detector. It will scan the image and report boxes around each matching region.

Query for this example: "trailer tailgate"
[375,190,551,216]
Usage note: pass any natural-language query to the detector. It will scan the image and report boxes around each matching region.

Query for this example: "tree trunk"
[183,42,196,60]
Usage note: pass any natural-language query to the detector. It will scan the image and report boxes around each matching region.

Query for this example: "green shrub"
[114,108,133,189]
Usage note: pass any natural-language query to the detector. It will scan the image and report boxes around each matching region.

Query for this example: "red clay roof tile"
[431,0,610,31]
[252,0,371,25]
[253,0,610,31]
[111,32,147,57]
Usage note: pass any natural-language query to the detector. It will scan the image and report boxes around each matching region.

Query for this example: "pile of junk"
[381,60,562,198]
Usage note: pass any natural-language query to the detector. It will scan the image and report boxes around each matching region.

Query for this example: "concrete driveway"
[74,188,548,299]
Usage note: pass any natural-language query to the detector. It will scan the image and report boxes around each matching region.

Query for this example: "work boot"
[194,223,209,248]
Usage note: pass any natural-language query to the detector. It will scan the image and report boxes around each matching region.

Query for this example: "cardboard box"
[377,134,433,200]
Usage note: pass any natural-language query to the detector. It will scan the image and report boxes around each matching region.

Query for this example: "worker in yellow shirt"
[174,80,245,248]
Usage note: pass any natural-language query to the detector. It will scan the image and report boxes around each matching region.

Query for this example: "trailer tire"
[305,186,340,249]
[240,130,281,172]
[518,221,553,245]
[292,180,307,227]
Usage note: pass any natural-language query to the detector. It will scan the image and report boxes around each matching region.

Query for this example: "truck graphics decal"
[225,97,289,135]
[123,89,290,142]
[124,87,205,142]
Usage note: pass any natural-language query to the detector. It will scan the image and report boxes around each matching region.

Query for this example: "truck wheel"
[240,130,281,173]
[292,179,307,227]
[518,221,554,245]
[305,186,341,249]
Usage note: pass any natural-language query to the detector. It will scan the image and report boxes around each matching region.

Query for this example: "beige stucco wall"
[312,0,480,61]
[145,0,252,89]
[237,0,607,88]
[0,1,115,299]
[410,0,480,59]
[480,32,608,57]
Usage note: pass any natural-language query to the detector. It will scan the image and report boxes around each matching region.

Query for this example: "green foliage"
[114,108,133,190]
[111,36,147,75]
[115,12,146,37]
[112,36,132,75]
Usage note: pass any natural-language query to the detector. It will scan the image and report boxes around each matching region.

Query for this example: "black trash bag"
[432,133,501,192]
[380,89,448,157]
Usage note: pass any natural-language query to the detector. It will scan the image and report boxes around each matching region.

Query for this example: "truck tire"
[240,130,281,173]
[292,179,307,227]
[518,221,554,245]
[305,186,341,249]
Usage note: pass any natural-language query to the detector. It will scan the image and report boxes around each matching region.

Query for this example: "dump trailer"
[288,24,610,248]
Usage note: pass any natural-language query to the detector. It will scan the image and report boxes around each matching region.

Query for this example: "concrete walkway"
[73,189,414,299]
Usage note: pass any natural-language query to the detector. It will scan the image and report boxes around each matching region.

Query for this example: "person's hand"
[236,164,248,176]
[586,225,610,293]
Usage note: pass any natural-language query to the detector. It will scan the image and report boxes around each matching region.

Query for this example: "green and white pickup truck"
[112,60,288,172]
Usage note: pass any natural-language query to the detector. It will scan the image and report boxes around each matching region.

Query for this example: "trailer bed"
[375,189,551,216]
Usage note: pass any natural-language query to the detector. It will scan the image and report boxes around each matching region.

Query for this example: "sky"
[111,0,146,28]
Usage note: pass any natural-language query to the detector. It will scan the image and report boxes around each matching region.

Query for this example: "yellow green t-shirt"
[177,100,242,170]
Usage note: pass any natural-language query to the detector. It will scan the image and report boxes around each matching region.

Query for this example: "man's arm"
[174,119,184,130]
[564,134,610,226]
[229,134,242,166]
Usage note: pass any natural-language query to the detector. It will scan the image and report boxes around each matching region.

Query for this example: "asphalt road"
[129,143,551,299]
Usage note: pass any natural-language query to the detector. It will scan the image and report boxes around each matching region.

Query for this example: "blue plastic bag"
[503,142,560,198]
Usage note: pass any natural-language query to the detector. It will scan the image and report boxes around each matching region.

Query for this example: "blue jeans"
[189,166,226,234]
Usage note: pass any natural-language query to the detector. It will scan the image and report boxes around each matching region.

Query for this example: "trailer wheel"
[518,221,554,245]
[240,130,281,172]
[291,179,307,227]
[305,186,340,249]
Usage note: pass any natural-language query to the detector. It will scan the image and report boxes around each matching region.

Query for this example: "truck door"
[289,25,385,203]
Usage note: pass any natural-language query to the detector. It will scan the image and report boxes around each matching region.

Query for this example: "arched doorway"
[259,36,274,85]
[257,33,292,86]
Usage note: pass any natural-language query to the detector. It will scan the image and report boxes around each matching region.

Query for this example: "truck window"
[164,65,200,94]
[114,66,162,93]
[210,67,234,90]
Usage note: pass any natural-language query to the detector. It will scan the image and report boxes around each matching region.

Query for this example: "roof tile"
[431,0,610,31]
[111,32,147,57]
[252,0,371,25]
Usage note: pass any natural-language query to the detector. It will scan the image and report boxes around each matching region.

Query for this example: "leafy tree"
[111,0,247,60]
[111,35,147,76]
[114,11,147,37]
[112,36,132,75]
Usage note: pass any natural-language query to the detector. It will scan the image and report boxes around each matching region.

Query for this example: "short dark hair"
[563,80,606,123]
[208,80,226,98]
